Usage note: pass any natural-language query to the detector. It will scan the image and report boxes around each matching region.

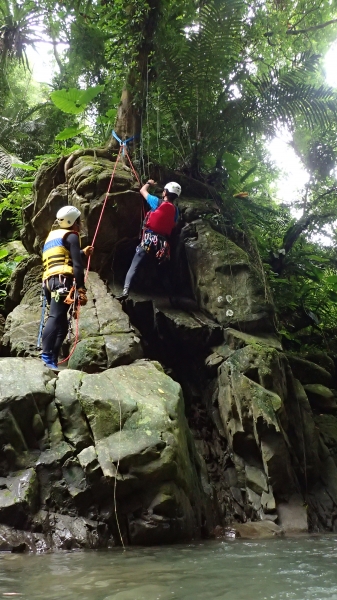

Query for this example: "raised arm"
[140,179,156,201]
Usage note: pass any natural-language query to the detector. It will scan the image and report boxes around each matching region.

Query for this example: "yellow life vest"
[42,228,77,281]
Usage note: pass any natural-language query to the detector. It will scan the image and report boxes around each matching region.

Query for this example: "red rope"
[58,304,80,365]
[85,145,123,279]
[125,148,146,219]
[58,144,143,366]
[124,148,140,184]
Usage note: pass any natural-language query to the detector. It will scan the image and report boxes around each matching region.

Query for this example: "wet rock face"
[19,152,274,334]
[210,341,337,533]
[68,273,143,372]
[0,357,210,549]
[3,272,143,370]
[4,152,337,547]
[183,220,273,332]
[22,152,141,272]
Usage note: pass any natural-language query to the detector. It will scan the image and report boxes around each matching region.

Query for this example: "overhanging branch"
[286,19,337,35]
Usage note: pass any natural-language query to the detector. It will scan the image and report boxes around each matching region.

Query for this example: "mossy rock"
[184,219,274,331]
[314,414,337,449]
[304,384,337,412]
[287,355,333,388]
[303,351,335,377]
[68,336,107,373]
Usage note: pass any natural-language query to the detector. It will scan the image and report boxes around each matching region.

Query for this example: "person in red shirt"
[116,180,181,301]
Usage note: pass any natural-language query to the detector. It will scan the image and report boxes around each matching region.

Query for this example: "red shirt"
[146,201,177,236]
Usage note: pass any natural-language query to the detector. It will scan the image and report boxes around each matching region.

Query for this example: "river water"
[1,536,337,600]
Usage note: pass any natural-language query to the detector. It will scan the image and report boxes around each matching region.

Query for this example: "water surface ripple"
[1,536,337,600]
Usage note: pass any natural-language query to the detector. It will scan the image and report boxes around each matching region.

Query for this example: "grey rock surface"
[183,220,274,331]
[3,153,337,549]
[0,357,210,549]
[287,355,334,388]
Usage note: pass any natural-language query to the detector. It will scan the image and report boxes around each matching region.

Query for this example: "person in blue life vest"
[116,180,181,301]
[41,205,93,369]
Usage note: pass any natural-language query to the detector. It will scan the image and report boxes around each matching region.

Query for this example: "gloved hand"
[82,246,94,257]
[77,287,87,306]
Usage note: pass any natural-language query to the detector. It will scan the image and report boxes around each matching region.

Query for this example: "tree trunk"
[110,0,162,149]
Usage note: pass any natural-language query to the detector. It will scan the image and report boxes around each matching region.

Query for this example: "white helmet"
[164,182,181,197]
[56,205,81,228]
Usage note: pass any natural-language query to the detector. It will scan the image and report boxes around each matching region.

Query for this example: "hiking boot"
[41,352,59,371]
[52,354,59,368]
[115,288,129,302]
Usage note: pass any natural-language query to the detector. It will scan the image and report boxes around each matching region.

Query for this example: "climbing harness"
[140,230,170,263]
[37,275,71,348]
[64,283,76,305]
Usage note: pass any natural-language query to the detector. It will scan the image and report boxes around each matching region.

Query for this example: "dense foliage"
[1,0,337,346]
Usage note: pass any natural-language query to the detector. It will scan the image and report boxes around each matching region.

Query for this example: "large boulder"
[68,272,143,372]
[21,152,141,272]
[214,342,337,532]
[314,414,337,469]
[4,254,42,314]
[0,357,211,549]
[182,220,274,332]
[3,271,143,370]
[304,384,337,413]
[286,355,334,388]
[13,150,337,541]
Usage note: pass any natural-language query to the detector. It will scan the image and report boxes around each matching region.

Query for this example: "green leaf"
[326,275,337,284]
[105,108,117,119]
[240,165,258,183]
[61,144,82,155]
[271,278,290,284]
[306,255,329,261]
[223,153,240,170]
[12,181,33,188]
[55,126,86,141]
[327,290,337,302]
[0,249,9,260]
[79,85,105,105]
[305,265,324,282]
[11,163,35,171]
[50,86,104,115]
[50,88,87,114]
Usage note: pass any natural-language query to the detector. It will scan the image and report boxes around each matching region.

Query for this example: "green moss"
[251,382,281,421]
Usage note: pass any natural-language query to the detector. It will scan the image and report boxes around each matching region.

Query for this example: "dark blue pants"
[124,246,172,295]
[42,276,72,357]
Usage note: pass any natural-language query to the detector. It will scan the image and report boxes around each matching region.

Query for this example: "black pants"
[124,246,172,295]
[42,276,72,357]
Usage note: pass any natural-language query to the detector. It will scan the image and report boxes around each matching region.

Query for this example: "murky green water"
[1,537,337,600]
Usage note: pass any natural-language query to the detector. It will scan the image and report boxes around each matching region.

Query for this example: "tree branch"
[269,211,336,274]
[52,39,63,72]
[286,19,337,35]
